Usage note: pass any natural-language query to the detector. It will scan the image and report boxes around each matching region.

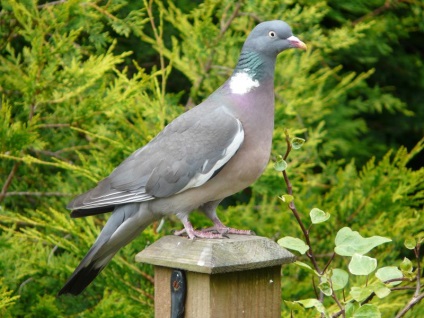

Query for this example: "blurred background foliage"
[0,0,423,316]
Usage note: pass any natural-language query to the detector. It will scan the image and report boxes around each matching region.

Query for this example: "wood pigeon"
[59,20,306,295]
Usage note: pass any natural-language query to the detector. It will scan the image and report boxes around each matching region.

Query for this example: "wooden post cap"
[136,235,295,317]
[135,234,295,273]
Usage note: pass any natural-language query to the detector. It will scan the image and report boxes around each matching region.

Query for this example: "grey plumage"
[59,20,306,295]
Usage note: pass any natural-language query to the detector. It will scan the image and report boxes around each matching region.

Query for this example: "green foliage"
[0,0,423,317]
[278,135,423,317]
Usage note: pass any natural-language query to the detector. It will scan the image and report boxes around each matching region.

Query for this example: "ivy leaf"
[283,300,304,312]
[331,268,349,290]
[295,299,329,317]
[310,208,330,224]
[274,158,287,171]
[371,281,391,299]
[319,279,332,296]
[375,266,403,286]
[346,302,359,318]
[294,261,319,275]
[291,137,305,149]
[334,227,391,256]
[399,257,414,279]
[279,194,294,203]
[404,237,416,250]
[278,236,309,254]
[348,254,377,275]
[400,257,413,272]
[352,304,381,318]
[350,286,373,302]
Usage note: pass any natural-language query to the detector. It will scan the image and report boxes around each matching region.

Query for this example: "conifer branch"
[185,0,243,108]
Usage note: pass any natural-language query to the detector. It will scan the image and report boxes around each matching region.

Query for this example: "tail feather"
[59,203,155,295]
[70,205,115,218]
[58,260,105,295]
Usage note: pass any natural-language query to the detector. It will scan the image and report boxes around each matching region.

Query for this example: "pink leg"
[173,217,226,239]
[200,200,255,235]
[202,216,255,235]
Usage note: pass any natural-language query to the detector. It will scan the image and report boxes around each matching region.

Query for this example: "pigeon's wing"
[68,106,244,213]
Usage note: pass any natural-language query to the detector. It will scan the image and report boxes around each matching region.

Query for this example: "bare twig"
[0,162,19,203]
[395,242,423,318]
[331,289,345,318]
[414,243,421,296]
[352,0,391,25]
[282,130,320,272]
[37,0,67,9]
[395,292,424,318]
[322,252,336,273]
[36,123,70,129]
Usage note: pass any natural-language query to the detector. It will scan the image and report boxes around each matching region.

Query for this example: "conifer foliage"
[0,0,423,317]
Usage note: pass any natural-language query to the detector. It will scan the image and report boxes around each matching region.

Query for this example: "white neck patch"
[229,70,260,95]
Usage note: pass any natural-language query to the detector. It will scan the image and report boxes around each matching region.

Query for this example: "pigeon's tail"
[58,203,155,295]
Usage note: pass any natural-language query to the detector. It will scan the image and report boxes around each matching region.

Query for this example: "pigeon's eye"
[268,31,276,38]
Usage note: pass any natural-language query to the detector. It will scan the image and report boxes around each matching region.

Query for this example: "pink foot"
[202,225,255,236]
[175,216,255,239]
[173,228,226,239]
[173,219,227,239]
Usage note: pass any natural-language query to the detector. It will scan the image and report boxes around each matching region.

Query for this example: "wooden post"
[135,235,295,318]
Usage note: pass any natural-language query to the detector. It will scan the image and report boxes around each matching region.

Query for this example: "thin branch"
[36,123,70,129]
[331,293,345,318]
[395,242,424,317]
[312,276,319,299]
[395,292,424,318]
[391,287,417,291]
[322,252,336,273]
[0,163,19,203]
[282,131,320,272]
[414,243,421,296]
[37,0,67,9]
[352,0,391,25]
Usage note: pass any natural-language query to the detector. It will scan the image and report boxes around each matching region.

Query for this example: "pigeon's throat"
[229,52,274,95]
[229,71,259,95]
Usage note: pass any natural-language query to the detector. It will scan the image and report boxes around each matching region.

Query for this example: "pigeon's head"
[243,20,306,57]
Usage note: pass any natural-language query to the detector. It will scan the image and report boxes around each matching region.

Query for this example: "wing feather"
[68,105,244,211]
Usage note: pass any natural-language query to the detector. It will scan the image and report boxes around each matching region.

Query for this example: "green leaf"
[278,236,309,254]
[404,237,416,250]
[319,279,332,296]
[294,261,317,274]
[274,159,287,171]
[370,281,391,299]
[346,302,359,318]
[295,299,328,317]
[350,286,373,302]
[399,258,415,279]
[279,194,294,203]
[310,208,330,224]
[291,137,306,149]
[283,300,304,312]
[348,254,377,275]
[400,257,413,273]
[400,257,413,272]
[331,268,349,290]
[334,227,391,256]
[352,304,381,318]
[375,266,403,286]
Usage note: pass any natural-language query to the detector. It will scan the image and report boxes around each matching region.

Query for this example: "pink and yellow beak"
[288,35,307,50]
